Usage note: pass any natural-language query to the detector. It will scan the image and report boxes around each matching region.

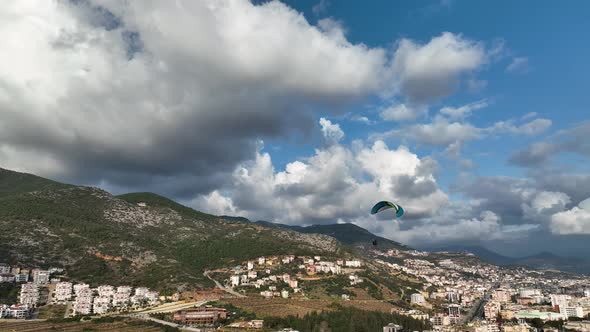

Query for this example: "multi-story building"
[0,304,8,318]
[74,283,90,295]
[7,304,29,319]
[54,282,73,303]
[559,306,584,319]
[494,289,510,303]
[73,288,94,315]
[173,308,227,325]
[32,270,50,285]
[116,286,133,294]
[432,314,451,327]
[448,304,461,324]
[411,293,425,304]
[113,291,131,307]
[550,294,570,311]
[518,289,540,298]
[0,263,10,274]
[345,260,362,268]
[484,301,501,320]
[0,274,15,283]
[97,285,115,298]
[145,291,159,305]
[93,296,111,315]
[230,275,240,287]
[134,287,149,297]
[19,282,40,307]
[14,273,29,283]
[131,294,147,306]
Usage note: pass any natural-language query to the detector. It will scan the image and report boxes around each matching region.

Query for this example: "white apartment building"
[74,283,90,295]
[7,304,29,319]
[54,282,73,303]
[345,260,362,268]
[519,288,540,298]
[230,275,240,287]
[19,282,40,307]
[97,285,115,298]
[112,291,131,307]
[73,288,93,315]
[560,306,584,319]
[116,286,133,294]
[93,296,111,315]
[32,270,50,285]
[550,294,570,309]
[0,264,10,274]
[411,293,425,304]
[14,274,29,283]
[134,287,149,297]
[145,291,159,305]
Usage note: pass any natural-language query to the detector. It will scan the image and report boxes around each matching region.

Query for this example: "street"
[203,270,246,298]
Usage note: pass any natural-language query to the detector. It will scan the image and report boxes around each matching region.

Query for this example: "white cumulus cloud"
[551,198,590,235]
[391,32,487,103]
[380,104,427,122]
[319,118,344,144]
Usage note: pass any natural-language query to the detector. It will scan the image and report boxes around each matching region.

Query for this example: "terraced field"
[221,298,396,317]
[0,319,174,332]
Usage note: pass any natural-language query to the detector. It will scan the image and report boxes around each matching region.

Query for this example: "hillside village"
[1,241,590,331]
[0,263,159,319]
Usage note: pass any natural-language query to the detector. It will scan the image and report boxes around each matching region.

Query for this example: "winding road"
[203,270,246,298]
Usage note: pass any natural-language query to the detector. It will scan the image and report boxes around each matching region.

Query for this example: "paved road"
[140,300,210,314]
[462,282,500,324]
[203,270,246,298]
[127,313,203,332]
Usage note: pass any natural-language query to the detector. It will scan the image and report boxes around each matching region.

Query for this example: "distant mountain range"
[1,165,587,295]
[428,245,590,275]
[222,215,590,276]
[221,217,409,250]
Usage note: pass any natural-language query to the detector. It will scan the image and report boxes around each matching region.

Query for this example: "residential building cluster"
[227,255,364,299]
[71,284,159,315]
[369,248,590,332]
[0,262,159,319]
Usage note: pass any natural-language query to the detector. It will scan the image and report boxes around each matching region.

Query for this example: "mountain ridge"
[429,244,590,275]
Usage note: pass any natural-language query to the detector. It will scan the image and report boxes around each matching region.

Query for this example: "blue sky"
[272,0,590,184]
[1,0,589,257]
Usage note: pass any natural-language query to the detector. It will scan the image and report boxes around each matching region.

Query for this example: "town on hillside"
[1,248,590,332]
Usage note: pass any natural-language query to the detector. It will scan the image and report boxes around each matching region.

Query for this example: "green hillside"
[0,168,71,197]
[0,168,341,291]
[254,220,409,250]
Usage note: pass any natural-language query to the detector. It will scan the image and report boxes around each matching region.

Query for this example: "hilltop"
[247,220,409,251]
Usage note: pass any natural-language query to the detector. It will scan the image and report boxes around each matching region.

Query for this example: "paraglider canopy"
[371,201,404,218]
